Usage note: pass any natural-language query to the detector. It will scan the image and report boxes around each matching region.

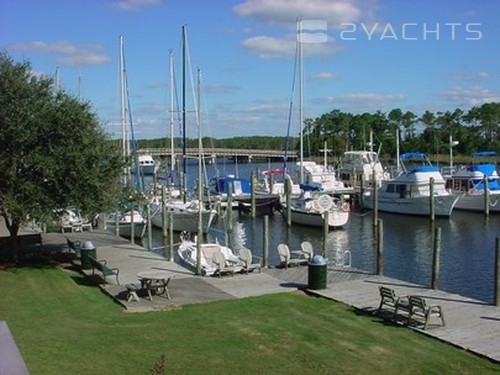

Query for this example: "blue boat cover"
[210,176,251,195]
[299,183,320,192]
[400,152,427,160]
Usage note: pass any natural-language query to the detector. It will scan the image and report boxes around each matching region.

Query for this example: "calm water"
[142,161,500,304]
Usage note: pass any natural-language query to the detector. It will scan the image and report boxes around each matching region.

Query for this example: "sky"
[1,0,499,140]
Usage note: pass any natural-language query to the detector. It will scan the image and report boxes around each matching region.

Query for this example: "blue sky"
[1,0,498,140]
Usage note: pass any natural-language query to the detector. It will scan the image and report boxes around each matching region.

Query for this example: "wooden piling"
[431,226,441,290]
[376,218,383,275]
[495,237,499,306]
[251,171,256,218]
[130,201,135,242]
[429,177,435,221]
[227,183,233,232]
[285,178,291,227]
[485,177,490,216]
[114,209,119,236]
[323,211,329,257]
[162,186,169,259]
[146,203,152,251]
[263,215,269,268]
[359,177,364,210]
[169,213,174,261]
[372,171,378,228]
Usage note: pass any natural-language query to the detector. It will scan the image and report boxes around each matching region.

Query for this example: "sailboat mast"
[169,50,175,173]
[196,68,203,275]
[181,24,187,202]
[298,20,304,183]
[119,35,129,184]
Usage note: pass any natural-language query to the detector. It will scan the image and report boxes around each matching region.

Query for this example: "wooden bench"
[88,256,120,285]
[377,286,410,320]
[65,237,81,256]
[408,296,445,330]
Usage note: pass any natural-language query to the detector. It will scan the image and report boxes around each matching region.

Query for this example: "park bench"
[408,296,445,330]
[377,286,410,320]
[88,256,120,285]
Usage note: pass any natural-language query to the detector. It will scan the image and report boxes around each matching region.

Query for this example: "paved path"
[37,230,500,364]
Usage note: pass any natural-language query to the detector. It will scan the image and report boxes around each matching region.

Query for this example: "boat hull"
[105,221,146,238]
[151,203,216,233]
[363,194,460,217]
[177,240,243,276]
[453,192,500,213]
[283,205,349,228]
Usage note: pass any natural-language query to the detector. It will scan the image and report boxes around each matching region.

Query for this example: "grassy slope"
[0,263,498,375]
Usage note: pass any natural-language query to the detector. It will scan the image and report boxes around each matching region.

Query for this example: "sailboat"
[151,26,216,234]
[281,20,350,228]
[104,36,146,238]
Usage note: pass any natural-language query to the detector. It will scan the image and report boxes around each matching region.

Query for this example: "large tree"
[0,52,124,261]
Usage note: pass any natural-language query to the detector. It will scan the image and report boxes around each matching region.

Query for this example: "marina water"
[144,161,500,304]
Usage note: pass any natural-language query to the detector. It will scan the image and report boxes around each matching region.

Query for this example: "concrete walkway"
[30,230,500,364]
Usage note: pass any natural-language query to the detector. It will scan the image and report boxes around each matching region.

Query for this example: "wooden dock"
[39,230,500,364]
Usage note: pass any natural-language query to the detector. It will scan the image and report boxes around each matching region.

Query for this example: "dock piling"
[431,226,441,290]
[376,218,383,275]
[495,237,499,306]
[263,215,269,268]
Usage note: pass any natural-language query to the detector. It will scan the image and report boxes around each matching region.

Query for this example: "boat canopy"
[400,152,427,160]
[209,176,251,195]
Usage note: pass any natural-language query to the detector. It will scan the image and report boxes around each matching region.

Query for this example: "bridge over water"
[138,148,298,162]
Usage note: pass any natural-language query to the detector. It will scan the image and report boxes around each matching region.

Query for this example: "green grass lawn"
[0,261,498,375]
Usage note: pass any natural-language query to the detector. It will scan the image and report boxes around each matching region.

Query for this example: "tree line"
[138,105,499,162]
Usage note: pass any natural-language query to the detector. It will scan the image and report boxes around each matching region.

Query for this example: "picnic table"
[137,270,174,301]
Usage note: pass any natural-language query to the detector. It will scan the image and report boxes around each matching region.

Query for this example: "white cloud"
[204,83,240,94]
[9,41,110,67]
[111,0,162,11]
[313,92,405,111]
[233,0,367,28]
[312,72,337,80]
[448,71,490,81]
[440,86,500,107]
[241,35,341,58]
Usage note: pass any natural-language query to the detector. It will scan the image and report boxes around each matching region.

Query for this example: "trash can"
[308,255,327,290]
[80,241,96,270]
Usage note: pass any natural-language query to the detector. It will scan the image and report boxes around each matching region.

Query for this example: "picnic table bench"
[88,255,120,285]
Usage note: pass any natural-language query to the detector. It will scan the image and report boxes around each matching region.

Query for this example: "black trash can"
[80,241,96,270]
[308,255,327,290]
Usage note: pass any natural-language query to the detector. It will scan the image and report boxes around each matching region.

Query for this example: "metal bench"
[408,296,445,329]
[88,256,120,284]
[377,286,410,320]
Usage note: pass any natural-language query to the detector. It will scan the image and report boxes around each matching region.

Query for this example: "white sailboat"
[282,20,350,229]
[105,36,146,238]
[151,27,216,234]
